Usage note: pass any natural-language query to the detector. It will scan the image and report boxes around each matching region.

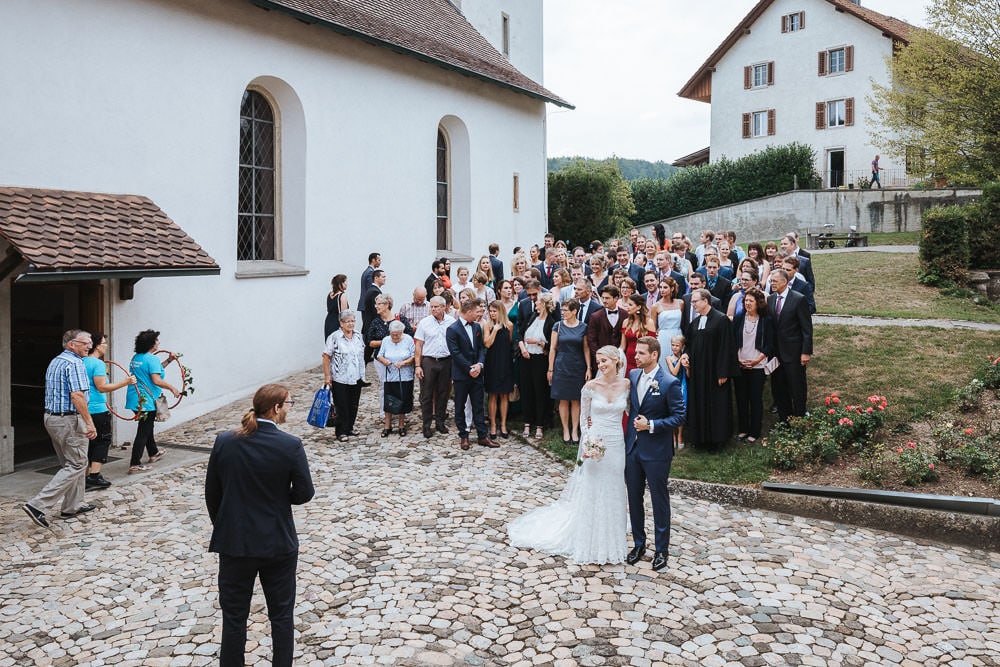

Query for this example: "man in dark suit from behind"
[205,383,315,667]
[357,252,381,310]
[767,269,813,420]
[488,243,504,284]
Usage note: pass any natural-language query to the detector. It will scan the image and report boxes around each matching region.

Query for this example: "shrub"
[954,378,985,411]
[764,420,814,470]
[951,436,997,476]
[629,143,817,224]
[856,443,889,486]
[548,160,635,248]
[969,182,1000,270]
[919,204,971,285]
[977,354,1000,389]
[895,442,939,486]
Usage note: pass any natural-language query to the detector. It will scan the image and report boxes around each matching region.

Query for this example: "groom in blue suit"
[625,336,686,571]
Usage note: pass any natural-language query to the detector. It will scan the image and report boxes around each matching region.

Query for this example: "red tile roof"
[0,187,219,279]
[678,0,916,102]
[251,0,572,108]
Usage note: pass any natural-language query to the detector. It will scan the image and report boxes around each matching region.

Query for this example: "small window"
[742,109,775,138]
[782,11,805,32]
[501,13,510,57]
[753,63,768,88]
[818,45,854,76]
[829,48,846,74]
[238,90,277,261]
[752,111,768,137]
[744,62,774,89]
[827,99,846,127]
[437,128,450,251]
[512,173,520,212]
[815,98,854,129]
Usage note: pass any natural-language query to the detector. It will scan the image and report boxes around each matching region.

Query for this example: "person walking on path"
[22,329,99,528]
[83,332,136,490]
[871,154,883,189]
[205,383,314,667]
[124,329,180,473]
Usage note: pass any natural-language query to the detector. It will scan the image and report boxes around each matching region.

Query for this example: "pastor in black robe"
[684,308,738,450]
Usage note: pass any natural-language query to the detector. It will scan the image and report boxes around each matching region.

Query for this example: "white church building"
[678,0,916,188]
[0,0,569,472]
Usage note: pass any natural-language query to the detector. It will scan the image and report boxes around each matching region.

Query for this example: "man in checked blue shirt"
[22,329,99,528]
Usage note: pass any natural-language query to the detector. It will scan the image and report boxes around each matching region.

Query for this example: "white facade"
[690,0,907,187]
[461,0,545,83]
[0,0,556,468]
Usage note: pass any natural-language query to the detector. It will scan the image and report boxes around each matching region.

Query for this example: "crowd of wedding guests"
[321,225,814,451]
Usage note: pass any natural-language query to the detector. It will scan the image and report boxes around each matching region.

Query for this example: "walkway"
[3,368,998,666]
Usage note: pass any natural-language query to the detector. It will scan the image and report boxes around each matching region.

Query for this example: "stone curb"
[670,478,1000,553]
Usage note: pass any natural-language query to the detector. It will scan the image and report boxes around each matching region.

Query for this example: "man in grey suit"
[488,243,504,284]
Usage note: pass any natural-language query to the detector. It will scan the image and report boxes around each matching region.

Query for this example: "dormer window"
[782,11,805,32]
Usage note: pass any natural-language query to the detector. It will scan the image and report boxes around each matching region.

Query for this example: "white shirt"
[463,319,476,345]
[324,329,365,384]
[606,309,619,328]
[637,369,658,433]
[414,314,455,358]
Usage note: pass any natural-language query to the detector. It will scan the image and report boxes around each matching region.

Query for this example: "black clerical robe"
[685,308,738,448]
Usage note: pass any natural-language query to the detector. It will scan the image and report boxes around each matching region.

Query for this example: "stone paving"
[3,368,1000,666]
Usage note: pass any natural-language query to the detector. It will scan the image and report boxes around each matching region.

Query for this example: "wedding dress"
[507,384,628,564]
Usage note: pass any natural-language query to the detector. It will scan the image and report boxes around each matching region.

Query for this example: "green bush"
[855,443,889,486]
[548,160,635,248]
[919,205,972,285]
[970,182,1000,269]
[629,143,818,224]
[895,442,939,486]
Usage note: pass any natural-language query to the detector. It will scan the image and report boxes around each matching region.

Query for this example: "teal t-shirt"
[83,356,109,415]
[125,352,164,412]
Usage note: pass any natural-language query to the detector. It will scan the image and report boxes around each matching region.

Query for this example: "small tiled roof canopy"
[251,0,572,108]
[0,187,219,283]
[678,0,916,103]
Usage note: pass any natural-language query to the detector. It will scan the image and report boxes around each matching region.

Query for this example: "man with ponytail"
[205,383,314,667]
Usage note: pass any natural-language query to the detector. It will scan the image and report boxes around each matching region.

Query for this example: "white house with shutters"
[0,0,568,472]
[678,0,916,188]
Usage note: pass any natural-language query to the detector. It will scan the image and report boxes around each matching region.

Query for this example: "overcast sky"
[542,0,927,163]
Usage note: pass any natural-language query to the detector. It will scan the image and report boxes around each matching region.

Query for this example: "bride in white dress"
[507,345,630,564]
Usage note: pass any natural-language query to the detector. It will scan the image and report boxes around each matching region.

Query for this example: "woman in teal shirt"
[125,329,180,473]
[83,333,135,488]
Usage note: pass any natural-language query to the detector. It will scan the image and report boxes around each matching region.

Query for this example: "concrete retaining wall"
[637,188,982,241]
[672,479,1000,553]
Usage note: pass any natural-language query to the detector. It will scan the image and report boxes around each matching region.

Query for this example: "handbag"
[154,395,171,422]
[307,386,332,428]
[383,367,406,414]
[763,356,781,376]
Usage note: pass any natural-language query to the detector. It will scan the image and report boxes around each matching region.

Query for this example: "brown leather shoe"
[477,436,500,448]
[460,437,470,450]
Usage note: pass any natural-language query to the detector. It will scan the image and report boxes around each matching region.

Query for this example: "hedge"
[919,205,971,285]
[969,182,1000,269]
[630,143,818,225]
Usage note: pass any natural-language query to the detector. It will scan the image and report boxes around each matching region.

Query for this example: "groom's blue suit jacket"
[625,367,686,462]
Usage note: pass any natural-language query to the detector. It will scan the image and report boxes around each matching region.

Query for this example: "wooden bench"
[806,233,869,249]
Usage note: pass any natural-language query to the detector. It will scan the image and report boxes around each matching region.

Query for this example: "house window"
[512,173,520,212]
[742,109,775,138]
[502,13,510,57]
[436,127,451,251]
[238,90,276,261]
[744,62,774,89]
[818,45,854,75]
[816,98,854,129]
[781,11,805,32]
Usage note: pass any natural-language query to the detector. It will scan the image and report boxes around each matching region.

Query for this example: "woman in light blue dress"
[651,277,683,373]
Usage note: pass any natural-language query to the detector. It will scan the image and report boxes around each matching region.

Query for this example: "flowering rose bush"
[895,442,939,486]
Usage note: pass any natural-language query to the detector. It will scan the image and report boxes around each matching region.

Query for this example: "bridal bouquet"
[576,435,606,466]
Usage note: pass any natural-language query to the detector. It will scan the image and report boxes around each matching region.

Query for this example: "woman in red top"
[619,294,655,376]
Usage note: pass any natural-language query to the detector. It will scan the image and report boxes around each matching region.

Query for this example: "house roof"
[678,0,915,103]
[250,0,573,109]
[672,147,711,168]
[0,187,220,283]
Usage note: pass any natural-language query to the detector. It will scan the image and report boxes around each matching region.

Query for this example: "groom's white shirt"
[636,367,659,434]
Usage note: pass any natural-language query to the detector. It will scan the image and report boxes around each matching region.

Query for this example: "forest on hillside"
[547,156,679,181]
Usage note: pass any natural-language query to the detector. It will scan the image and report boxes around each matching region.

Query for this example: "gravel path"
[3,367,999,666]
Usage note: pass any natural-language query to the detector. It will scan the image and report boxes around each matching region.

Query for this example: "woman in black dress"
[484,300,515,439]
[325,274,349,340]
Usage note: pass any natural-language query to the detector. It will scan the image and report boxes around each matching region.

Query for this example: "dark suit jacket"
[357,265,375,310]
[797,248,812,259]
[446,318,486,381]
[586,307,624,372]
[790,275,816,314]
[732,311,776,359]
[707,277,733,309]
[796,254,816,290]
[489,255,504,284]
[206,422,314,557]
[625,367,685,461]
[424,272,439,296]
[362,285,381,328]
[537,262,556,289]
[613,262,646,292]
[680,293,722,333]
[577,297,601,324]
[767,289,813,363]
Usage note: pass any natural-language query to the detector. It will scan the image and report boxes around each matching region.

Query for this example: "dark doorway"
[10,282,103,463]
[828,150,845,188]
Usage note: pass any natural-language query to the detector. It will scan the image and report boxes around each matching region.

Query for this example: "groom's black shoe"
[625,545,646,565]
[651,552,668,571]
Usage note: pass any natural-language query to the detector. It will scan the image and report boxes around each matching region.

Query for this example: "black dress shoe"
[86,474,112,490]
[625,545,646,565]
[22,503,49,528]
[436,423,449,435]
[61,503,97,518]
[423,426,433,439]
[651,551,668,571]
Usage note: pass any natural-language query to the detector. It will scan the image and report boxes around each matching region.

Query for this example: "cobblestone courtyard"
[3,369,999,666]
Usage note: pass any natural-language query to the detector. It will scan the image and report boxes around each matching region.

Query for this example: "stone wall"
[637,188,982,242]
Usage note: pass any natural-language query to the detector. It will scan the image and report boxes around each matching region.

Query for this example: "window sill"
[235,261,309,279]
[435,250,474,262]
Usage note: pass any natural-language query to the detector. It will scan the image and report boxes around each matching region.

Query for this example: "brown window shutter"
[816,102,826,129]
[781,15,788,32]
[744,66,751,89]
[818,51,826,76]
[767,109,776,135]
[742,113,751,138]
[767,61,775,86]
[846,45,854,71]
[799,11,805,29]
[845,97,855,126]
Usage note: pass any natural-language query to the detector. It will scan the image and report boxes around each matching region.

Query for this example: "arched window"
[238,90,276,261]
[436,127,450,251]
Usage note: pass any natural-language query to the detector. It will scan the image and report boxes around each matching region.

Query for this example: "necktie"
[776,294,784,318]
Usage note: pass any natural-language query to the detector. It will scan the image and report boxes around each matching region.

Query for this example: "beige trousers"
[29,414,89,514]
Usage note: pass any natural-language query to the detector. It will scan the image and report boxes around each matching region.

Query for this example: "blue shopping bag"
[307,386,332,428]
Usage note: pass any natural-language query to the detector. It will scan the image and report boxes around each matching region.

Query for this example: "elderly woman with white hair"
[376,319,415,437]
[323,309,366,442]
